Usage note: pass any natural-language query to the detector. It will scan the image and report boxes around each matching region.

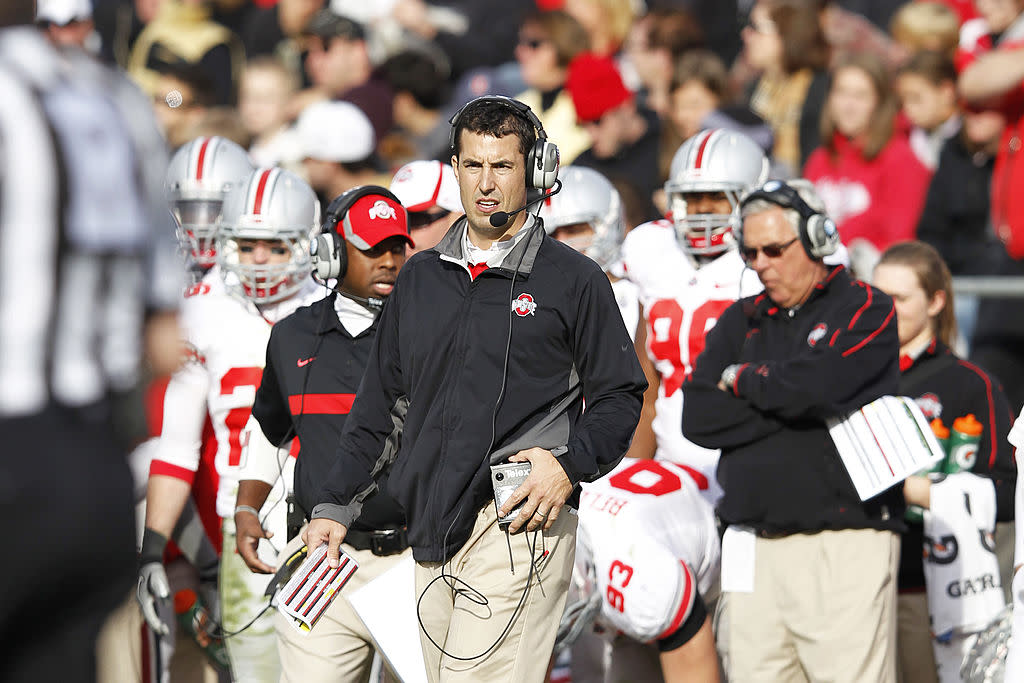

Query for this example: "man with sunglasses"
[682,179,903,683]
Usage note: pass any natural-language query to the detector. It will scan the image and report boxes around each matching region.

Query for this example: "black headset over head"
[310,185,403,281]
[448,95,560,191]
[738,180,839,260]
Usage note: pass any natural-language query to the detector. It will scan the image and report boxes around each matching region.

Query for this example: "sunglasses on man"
[739,237,799,264]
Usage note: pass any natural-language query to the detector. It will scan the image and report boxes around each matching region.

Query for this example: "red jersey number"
[220,367,263,466]
[647,298,732,396]
[607,560,635,613]
[608,458,708,493]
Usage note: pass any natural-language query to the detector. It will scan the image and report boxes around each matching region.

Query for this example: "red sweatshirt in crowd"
[804,132,931,252]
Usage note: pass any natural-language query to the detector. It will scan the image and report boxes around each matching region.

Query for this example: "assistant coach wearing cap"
[304,95,646,682]
[235,186,413,682]
[683,179,902,682]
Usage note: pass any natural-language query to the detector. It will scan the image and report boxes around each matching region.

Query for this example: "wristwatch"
[720,364,741,391]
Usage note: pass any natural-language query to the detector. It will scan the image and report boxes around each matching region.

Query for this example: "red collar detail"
[468,262,489,281]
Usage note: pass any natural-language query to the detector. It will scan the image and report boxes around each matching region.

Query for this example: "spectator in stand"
[916,105,1006,346]
[563,0,638,58]
[889,1,962,59]
[872,241,1016,683]
[388,159,464,254]
[512,10,592,166]
[296,100,390,211]
[298,10,393,144]
[150,63,218,151]
[35,0,97,50]
[897,51,962,170]
[805,53,931,278]
[239,0,323,74]
[127,0,246,107]
[744,0,832,175]
[622,8,704,118]
[381,50,452,166]
[567,52,662,224]
[238,56,303,169]
[958,0,1024,412]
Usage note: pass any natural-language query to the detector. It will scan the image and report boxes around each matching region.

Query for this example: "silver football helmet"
[665,129,770,257]
[539,166,625,269]
[166,136,255,269]
[216,167,318,304]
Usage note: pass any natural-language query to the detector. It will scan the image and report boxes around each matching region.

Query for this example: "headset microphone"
[338,290,384,311]
[489,179,563,228]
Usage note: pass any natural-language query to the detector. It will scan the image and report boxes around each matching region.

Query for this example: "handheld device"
[490,461,532,529]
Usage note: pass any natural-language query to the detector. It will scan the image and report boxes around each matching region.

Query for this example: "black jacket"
[312,218,647,562]
[683,266,904,534]
[251,293,405,532]
[897,338,1017,589]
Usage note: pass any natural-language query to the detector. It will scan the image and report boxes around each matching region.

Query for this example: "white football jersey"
[151,268,325,518]
[575,458,721,644]
[621,221,762,505]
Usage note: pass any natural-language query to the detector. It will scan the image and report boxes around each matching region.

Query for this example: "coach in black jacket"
[305,96,646,682]
[683,180,903,682]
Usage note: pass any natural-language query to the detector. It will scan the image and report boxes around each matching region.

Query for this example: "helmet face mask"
[539,166,625,269]
[165,137,255,269]
[216,168,318,305]
[665,130,769,259]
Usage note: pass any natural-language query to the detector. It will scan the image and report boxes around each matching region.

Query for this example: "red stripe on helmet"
[195,137,212,181]
[693,130,715,169]
[251,168,273,215]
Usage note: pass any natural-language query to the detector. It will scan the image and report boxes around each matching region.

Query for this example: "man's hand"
[302,518,349,568]
[137,562,172,635]
[234,508,275,574]
[500,447,573,534]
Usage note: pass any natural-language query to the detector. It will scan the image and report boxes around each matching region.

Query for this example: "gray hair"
[740,178,827,239]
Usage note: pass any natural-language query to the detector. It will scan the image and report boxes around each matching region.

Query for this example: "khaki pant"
[276,529,410,683]
[897,592,939,683]
[725,528,900,683]
[415,503,577,683]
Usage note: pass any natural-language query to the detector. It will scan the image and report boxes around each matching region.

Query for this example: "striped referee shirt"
[0,28,180,417]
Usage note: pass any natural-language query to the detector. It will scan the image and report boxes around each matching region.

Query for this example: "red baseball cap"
[566,52,632,124]
[339,193,415,250]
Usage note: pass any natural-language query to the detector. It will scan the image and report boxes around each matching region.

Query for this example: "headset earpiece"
[312,185,403,281]
[739,180,839,260]
[448,95,560,191]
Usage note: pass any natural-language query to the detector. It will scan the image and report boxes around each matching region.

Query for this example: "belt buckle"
[370,529,402,556]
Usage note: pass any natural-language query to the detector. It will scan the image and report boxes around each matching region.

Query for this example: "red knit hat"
[566,52,632,124]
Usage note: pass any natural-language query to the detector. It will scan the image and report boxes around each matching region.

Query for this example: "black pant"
[1,405,136,683]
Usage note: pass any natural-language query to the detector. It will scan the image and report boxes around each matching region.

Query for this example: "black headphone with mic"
[488,179,563,228]
[309,185,406,310]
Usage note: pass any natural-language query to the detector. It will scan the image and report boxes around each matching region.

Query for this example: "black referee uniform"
[251,293,407,550]
[0,26,179,683]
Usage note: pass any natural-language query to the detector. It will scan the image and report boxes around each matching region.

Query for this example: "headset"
[310,185,405,281]
[738,180,840,260]
[448,95,560,191]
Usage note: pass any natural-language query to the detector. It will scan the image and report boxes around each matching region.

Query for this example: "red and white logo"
[513,293,537,317]
[368,200,396,220]
[807,322,828,347]
[915,393,943,420]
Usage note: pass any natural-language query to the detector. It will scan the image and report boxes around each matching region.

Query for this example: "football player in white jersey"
[539,165,640,340]
[562,457,722,682]
[620,129,769,505]
[138,167,325,682]
[166,135,255,280]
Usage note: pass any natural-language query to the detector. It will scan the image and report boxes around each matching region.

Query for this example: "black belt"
[346,527,409,556]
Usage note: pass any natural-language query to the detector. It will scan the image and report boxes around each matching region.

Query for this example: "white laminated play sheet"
[277,543,359,633]
[827,395,945,501]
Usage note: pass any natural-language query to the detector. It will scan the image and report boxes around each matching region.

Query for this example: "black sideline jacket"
[898,338,1017,589]
[252,293,405,532]
[683,265,904,535]
[312,217,647,562]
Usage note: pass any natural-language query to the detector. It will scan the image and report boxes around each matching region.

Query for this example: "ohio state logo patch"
[368,199,396,220]
[513,293,537,317]
[915,393,943,420]
[807,323,828,347]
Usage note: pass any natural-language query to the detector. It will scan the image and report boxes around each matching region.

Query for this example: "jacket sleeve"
[251,329,293,447]
[312,287,407,527]
[962,363,1018,521]
[733,281,899,420]
[682,300,786,449]
[556,268,647,486]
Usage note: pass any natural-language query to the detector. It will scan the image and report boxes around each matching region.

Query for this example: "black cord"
[413,218,545,663]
